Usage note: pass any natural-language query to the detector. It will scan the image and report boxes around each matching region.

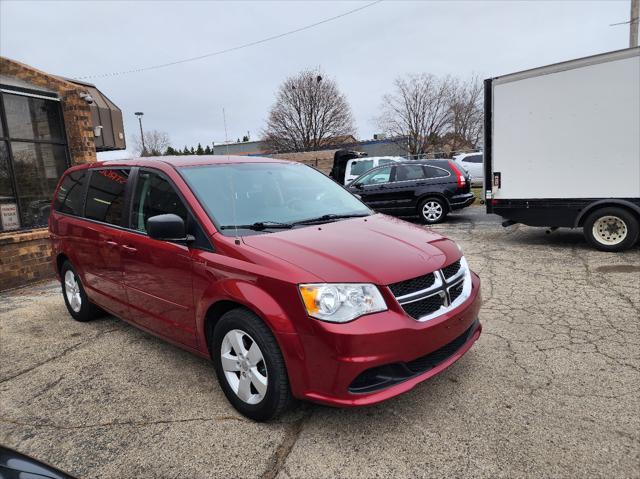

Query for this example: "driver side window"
[130,170,188,233]
[356,166,392,186]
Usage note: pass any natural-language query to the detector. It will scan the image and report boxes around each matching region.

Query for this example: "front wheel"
[583,207,639,252]
[419,198,448,224]
[212,309,292,421]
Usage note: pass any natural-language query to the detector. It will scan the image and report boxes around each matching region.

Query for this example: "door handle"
[121,245,138,253]
[105,240,119,247]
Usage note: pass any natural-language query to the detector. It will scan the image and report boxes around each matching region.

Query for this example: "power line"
[75,0,383,80]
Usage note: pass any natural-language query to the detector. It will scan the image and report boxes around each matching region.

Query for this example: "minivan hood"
[242,214,457,285]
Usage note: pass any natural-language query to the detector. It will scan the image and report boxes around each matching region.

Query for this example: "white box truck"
[484,47,640,251]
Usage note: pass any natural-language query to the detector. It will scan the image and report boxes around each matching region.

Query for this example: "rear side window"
[54,170,88,216]
[130,170,188,232]
[84,169,129,225]
[424,166,450,179]
[395,165,424,181]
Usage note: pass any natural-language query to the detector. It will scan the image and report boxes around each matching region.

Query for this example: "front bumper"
[290,272,481,406]
[450,193,475,210]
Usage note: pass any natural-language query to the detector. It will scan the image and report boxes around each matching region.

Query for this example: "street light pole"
[135,112,146,156]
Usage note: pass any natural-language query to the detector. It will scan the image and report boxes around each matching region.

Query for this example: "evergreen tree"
[204,145,212,155]
[196,143,205,155]
[182,146,190,155]
[189,146,196,155]
[164,146,177,156]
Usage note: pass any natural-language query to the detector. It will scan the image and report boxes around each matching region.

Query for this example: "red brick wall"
[0,230,52,291]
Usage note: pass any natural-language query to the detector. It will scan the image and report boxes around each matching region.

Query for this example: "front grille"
[402,294,444,319]
[441,259,461,279]
[388,273,435,297]
[449,280,464,303]
[388,257,470,322]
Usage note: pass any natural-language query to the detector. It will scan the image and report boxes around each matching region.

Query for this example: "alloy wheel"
[592,215,627,246]
[220,329,268,404]
[422,201,443,222]
[64,270,82,313]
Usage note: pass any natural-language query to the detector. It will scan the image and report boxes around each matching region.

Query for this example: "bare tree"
[263,69,356,152]
[376,74,453,155]
[448,75,483,152]
[131,130,171,156]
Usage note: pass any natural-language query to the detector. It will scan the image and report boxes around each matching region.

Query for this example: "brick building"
[0,57,124,291]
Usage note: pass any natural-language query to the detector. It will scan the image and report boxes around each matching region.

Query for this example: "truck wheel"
[419,198,448,224]
[583,207,639,252]
[212,308,293,421]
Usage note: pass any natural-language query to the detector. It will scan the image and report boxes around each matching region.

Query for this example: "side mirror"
[147,214,190,242]
[354,183,363,189]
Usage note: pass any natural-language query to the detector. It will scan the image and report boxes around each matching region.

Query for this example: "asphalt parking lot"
[1,207,639,479]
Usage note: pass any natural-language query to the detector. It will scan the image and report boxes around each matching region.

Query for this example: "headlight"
[299,283,387,323]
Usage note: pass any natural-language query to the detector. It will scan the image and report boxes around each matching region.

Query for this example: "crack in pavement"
[261,408,313,479]
[0,415,248,431]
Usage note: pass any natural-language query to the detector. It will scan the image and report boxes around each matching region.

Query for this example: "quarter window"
[85,169,129,225]
[130,171,187,232]
[424,166,450,179]
[54,170,88,216]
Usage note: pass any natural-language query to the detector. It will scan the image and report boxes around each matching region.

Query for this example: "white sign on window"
[1,203,20,231]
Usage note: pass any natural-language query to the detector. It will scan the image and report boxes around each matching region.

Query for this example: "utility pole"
[631,0,639,47]
[135,112,146,156]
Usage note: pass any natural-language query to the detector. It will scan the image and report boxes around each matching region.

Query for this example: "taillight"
[448,161,466,188]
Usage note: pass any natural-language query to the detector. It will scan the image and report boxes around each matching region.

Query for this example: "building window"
[0,91,69,232]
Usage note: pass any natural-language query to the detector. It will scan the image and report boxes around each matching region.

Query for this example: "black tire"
[60,261,102,322]
[212,308,293,421]
[418,197,448,224]
[583,207,639,252]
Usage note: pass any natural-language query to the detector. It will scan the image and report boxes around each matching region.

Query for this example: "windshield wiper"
[291,213,370,225]
[219,221,293,231]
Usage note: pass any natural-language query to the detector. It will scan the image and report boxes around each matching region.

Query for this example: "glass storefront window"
[0,142,20,231]
[0,90,70,232]
[3,93,66,142]
[10,142,68,229]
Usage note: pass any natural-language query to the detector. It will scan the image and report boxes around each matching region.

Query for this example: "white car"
[453,152,483,186]
[344,156,403,185]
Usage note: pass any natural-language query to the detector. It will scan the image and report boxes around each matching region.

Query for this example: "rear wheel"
[212,308,292,421]
[60,261,102,321]
[419,197,448,224]
[583,207,639,252]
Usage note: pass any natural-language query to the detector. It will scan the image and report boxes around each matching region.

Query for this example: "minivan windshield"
[180,162,371,235]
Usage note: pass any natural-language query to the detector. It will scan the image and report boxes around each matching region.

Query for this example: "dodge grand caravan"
[49,156,482,421]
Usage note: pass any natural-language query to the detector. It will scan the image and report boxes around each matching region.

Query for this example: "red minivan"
[49,156,481,420]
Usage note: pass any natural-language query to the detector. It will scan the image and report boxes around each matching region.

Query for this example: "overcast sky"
[0,0,632,158]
